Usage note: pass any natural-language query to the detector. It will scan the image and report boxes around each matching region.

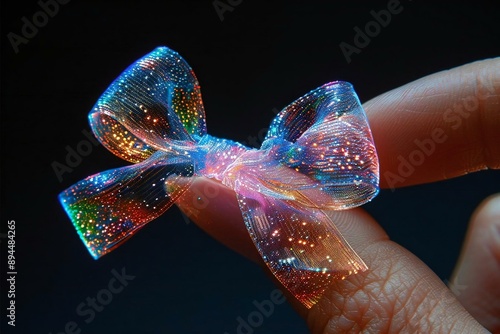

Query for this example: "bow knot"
[59,46,379,308]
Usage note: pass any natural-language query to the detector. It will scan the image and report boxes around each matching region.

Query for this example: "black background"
[1,1,499,333]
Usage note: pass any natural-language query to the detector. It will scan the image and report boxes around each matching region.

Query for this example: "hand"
[176,58,500,333]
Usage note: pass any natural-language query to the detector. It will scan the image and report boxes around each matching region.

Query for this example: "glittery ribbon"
[59,46,379,308]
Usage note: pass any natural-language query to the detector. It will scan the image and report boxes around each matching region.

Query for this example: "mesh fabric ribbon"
[59,46,379,308]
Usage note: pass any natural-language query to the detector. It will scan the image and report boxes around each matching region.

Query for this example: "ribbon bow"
[59,46,379,308]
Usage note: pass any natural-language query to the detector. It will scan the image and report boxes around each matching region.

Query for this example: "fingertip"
[450,193,500,332]
[474,193,500,227]
[364,58,500,188]
[467,193,500,265]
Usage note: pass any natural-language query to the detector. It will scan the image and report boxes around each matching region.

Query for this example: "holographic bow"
[59,46,379,308]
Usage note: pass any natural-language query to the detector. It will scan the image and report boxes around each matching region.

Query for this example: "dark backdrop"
[1,1,499,333]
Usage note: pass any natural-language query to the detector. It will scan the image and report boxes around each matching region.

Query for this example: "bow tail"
[59,151,194,259]
[235,177,367,308]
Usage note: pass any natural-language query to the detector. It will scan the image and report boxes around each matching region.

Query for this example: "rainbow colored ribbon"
[59,46,379,308]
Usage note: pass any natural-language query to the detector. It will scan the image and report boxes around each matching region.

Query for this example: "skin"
[175,58,500,333]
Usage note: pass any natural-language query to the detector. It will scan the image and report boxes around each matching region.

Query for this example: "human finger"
[176,177,488,333]
[450,194,500,333]
[363,58,500,189]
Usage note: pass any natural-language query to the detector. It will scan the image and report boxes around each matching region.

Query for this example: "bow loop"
[262,81,379,209]
[90,47,207,163]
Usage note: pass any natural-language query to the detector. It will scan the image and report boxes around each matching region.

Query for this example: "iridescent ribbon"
[59,46,379,308]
